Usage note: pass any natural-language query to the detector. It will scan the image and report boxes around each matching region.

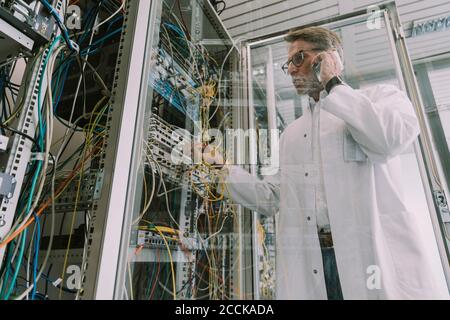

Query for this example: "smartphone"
[332,51,344,72]
[312,61,322,82]
[312,51,344,83]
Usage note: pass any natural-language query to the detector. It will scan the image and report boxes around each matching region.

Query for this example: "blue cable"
[55,22,123,81]
[2,156,43,299]
[1,35,61,300]
[53,65,70,111]
[39,0,77,52]
[0,76,6,122]
[89,15,123,52]
[0,242,14,297]
[163,23,185,37]
[0,9,122,300]
[80,27,123,56]
[2,157,42,300]
[51,53,73,108]
[52,58,71,112]
[78,1,108,45]
[78,7,97,45]
[37,36,62,147]
[0,0,123,299]
[31,212,40,300]
[107,14,123,29]
[51,24,123,111]
[51,52,65,98]
[2,231,27,300]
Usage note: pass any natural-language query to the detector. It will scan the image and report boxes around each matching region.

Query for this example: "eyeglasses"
[281,48,322,74]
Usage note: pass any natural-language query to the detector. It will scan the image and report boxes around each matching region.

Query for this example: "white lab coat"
[223,84,449,299]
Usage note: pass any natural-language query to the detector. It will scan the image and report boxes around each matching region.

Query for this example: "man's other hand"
[193,142,225,166]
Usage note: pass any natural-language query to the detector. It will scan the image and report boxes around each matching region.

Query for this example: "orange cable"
[0,140,103,248]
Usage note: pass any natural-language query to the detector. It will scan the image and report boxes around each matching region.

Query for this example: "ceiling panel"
[221,0,450,74]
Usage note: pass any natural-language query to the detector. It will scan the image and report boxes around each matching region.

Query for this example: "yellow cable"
[154,226,177,300]
[58,155,86,299]
[58,97,107,299]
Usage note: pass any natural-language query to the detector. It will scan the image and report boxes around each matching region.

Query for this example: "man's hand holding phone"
[312,50,344,87]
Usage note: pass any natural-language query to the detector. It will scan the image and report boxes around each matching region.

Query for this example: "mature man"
[200,27,449,299]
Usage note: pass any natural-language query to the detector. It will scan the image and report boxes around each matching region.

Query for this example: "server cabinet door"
[85,0,244,300]
[242,1,450,299]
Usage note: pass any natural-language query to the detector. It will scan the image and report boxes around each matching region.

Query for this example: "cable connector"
[52,278,63,288]
[69,40,80,53]
[30,152,45,162]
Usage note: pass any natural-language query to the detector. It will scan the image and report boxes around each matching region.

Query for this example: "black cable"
[15,259,78,296]
[1,94,7,124]
[48,152,56,178]
[0,123,39,148]
[79,57,110,97]
[83,211,89,238]
[7,82,20,89]
[33,292,49,300]
[217,1,226,15]
[10,59,18,77]
[58,213,66,237]
[54,130,77,164]
[0,241,14,283]
[45,264,52,296]
[209,0,226,15]
[56,141,86,172]
[51,51,77,80]
[50,13,94,109]
[72,0,104,45]
[5,89,12,118]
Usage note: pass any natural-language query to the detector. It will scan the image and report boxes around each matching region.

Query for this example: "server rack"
[1,0,446,301]
[78,0,257,300]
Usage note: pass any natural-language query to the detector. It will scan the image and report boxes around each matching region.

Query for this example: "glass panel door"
[245,3,449,299]
[414,57,450,226]
[91,0,243,300]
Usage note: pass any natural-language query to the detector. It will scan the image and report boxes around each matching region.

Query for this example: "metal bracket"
[435,190,449,212]
[0,135,9,152]
[397,24,406,39]
[434,191,450,235]
[0,173,17,199]
[391,21,406,41]
[93,170,104,200]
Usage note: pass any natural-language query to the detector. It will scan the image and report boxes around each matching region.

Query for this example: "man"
[199,27,449,299]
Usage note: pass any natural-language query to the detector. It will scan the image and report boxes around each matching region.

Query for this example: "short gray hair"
[284,26,344,62]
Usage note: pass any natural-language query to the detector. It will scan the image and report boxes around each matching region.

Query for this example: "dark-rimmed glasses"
[281,48,322,74]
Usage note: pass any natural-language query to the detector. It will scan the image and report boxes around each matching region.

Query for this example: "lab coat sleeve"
[219,165,280,217]
[321,84,420,162]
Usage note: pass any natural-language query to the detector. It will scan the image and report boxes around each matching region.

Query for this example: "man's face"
[286,40,323,96]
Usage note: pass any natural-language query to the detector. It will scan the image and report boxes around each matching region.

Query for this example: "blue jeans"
[321,247,343,300]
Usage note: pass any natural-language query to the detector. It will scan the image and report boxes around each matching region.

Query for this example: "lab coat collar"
[308,90,328,110]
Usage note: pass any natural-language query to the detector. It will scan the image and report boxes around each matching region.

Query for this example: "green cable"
[0,242,14,297]
[3,161,42,300]
[2,35,63,300]
[37,35,62,146]
[3,231,26,300]
[51,51,65,102]
[145,252,158,299]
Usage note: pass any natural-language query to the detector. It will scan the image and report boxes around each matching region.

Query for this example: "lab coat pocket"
[343,128,367,162]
